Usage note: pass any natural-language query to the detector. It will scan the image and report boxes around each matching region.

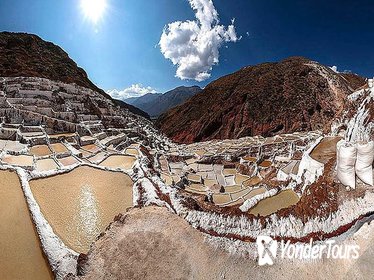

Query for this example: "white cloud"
[106,84,157,100]
[159,0,239,82]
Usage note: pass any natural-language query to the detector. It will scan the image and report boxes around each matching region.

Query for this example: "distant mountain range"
[157,57,366,144]
[126,86,202,118]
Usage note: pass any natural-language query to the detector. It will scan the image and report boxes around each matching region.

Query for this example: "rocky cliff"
[157,57,366,144]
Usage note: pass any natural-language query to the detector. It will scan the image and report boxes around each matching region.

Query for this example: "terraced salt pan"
[29,166,133,253]
[36,158,59,172]
[259,160,272,168]
[2,154,33,167]
[49,133,76,139]
[20,131,44,137]
[59,156,80,167]
[197,171,216,179]
[159,158,169,172]
[186,184,206,194]
[172,175,181,184]
[30,145,52,157]
[242,187,267,199]
[242,156,257,162]
[128,143,140,148]
[125,148,139,156]
[223,185,243,193]
[224,176,236,186]
[87,152,107,163]
[188,173,202,183]
[229,188,254,201]
[79,149,93,158]
[0,140,6,150]
[194,150,206,156]
[0,140,27,153]
[213,164,224,172]
[99,155,136,170]
[169,162,185,169]
[198,164,213,171]
[235,174,250,185]
[185,158,197,165]
[187,163,198,172]
[224,187,267,207]
[249,189,299,216]
[213,193,231,204]
[242,176,262,187]
[161,173,173,185]
[222,168,237,176]
[204,179,218,187]
[81,144,101,154]
[50,143,68,154]
[0,170,52,280]
[170,168,184,176]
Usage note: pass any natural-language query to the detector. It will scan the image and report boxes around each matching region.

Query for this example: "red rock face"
[157,57,366,144]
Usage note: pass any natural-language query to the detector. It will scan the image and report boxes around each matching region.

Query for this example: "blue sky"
[0,0,373,98]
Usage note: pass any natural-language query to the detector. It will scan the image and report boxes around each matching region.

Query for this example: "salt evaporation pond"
[99,155,136,170]
[29,166,133,253]
[29,145,52,157]
[249,189,300,216]
[2,154,34,167]
[0,170,52,280]
[35,158,59,172]
[50,143,68,154]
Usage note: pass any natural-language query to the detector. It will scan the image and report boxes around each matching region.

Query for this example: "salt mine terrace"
[161,131,319,207]
[0,76,373,279]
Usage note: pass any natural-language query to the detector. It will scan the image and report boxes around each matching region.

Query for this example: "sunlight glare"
[80,0,107,24]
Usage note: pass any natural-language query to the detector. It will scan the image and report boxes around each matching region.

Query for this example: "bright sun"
[80,0,107,24]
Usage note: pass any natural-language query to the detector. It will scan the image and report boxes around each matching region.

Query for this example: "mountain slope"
[157,57,366,144]
[0,32,149,118]
[126,93,162,106]
[129,86,201,118]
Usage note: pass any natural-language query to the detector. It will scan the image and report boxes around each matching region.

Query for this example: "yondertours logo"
[257,236,278,265]
[256,235,359,266]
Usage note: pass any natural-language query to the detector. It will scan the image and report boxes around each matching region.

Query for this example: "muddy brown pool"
[249,189,300,216]
[0,170,52,280]
[29,166,133,253]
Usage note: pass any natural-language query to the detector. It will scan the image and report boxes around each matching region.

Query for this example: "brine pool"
[249,189,300,216]
[0,170,52,280]
[29,166,134,253]
[99,155,136,170]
